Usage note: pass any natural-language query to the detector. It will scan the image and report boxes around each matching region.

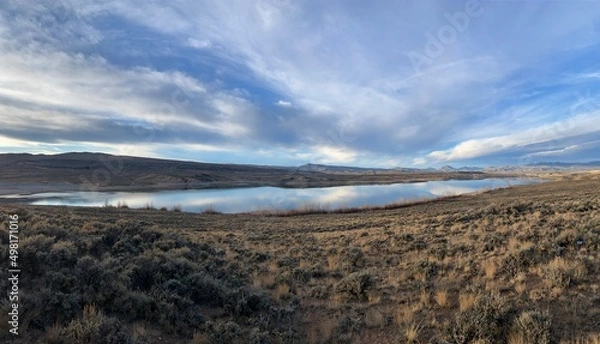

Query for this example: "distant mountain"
[298,163,434,173]
[438,165,456,172]
[438,165,484,172]
[484,161,600,173]
[393,167,431,172]
[526,161,600,168]
[297,163,393,173]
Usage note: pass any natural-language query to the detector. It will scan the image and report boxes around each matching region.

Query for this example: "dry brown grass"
[484,260,497,279]
[515,282,527,295]
[327,254,339,271]
[364,308,386,328]
[2,172,599,343]
[274,283,291,301]
[130,323,147,342]
[395,305,416,326]
[507,332,528,344]
[419,290,430,308]
[458,293,479,312]
[190,331,210,344]
[539,257,588,288]
[434,290,449,308]
[307,317,337,344]
[404,322,422,343]
[560,333,600,344]
[252,272,275,288]
[42,323,63,344]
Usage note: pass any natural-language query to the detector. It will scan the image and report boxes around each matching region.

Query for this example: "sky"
[0,0,599,168]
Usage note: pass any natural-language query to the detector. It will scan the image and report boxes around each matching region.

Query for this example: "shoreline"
[0,176,544,215]
[0,172,525,197]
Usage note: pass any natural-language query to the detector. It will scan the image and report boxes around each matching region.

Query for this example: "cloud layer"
[1,0,599,166]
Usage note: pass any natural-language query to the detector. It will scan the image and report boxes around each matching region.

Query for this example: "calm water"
[2,178,538,213]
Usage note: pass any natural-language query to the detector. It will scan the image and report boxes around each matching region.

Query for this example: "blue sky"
[0,0,599,167]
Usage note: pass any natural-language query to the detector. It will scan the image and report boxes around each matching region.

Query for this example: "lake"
[1,178,539,213]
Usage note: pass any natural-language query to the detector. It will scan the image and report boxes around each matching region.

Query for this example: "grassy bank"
[0,172,599,343]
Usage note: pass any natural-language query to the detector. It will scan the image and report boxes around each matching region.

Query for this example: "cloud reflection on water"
[18,179,534,213]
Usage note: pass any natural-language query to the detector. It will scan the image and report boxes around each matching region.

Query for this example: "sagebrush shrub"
[339,247,365,272]
[334,271,374,301]
[63,305,132,344]
[449,293,514,344]
[509,310,552,344]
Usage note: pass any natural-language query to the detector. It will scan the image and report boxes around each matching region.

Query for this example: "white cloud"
[275,100,292,107]
[428,110,600,162]
[0,18,260,143]
[577,72,600,80]
[0,135,39,150]
[524,140,600,158]
[313,145,357,164]
[524,145,582,158]
[0,47,203,124]
[2,1,600,166]
[412,157,428,166]
[315,187,359,205]
[187,38,212,49]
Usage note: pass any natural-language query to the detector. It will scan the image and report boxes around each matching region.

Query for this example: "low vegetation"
[0,172,599,343]
[0,211,300,343]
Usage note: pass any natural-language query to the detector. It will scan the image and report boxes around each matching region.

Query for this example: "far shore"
[0,173,531,198]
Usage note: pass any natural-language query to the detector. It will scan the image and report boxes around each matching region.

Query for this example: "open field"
[1,172,599,343]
